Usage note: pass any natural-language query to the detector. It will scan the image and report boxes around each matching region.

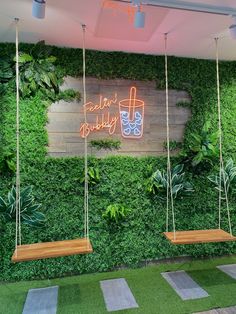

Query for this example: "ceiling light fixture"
[32,0,46,19]
[134,5,145,28]
[229,15,236,39]
[131,0,141,6]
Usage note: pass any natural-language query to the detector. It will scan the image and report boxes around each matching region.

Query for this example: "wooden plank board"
[163,229,236,245]
[11,238,93,262]
[47,77,191,158]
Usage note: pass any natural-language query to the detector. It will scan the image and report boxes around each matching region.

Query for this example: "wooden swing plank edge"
[11,238,93,262]
[163,229,236,245]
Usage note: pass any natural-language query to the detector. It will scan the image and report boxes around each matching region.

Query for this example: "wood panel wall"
[47,77,191,157]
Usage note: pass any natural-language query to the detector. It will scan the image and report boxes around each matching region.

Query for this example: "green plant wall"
[1,43,236,281]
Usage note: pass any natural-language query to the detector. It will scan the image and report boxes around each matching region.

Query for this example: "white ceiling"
[1,0,236,60]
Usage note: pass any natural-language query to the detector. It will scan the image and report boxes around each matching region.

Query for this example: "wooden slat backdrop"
[47,77,191,157]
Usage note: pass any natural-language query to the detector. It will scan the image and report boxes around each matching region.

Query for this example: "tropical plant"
[90,138,121,151]
[208,158,236,199]
[80,166,100,185]
[0,58,14,94]
[0,152,16,174]
[15,41,59,98]
[102,203,131,223]
[182,121,219,168]
[0,186,45,227]
[146,164,194,199]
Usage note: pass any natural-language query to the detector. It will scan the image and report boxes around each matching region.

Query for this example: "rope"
[164,34,176,239]
[82,24,89,241]
[15,18,21,252]
[215,38,232,235]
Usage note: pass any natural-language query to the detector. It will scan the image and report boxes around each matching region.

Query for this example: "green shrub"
[90,138,121,151]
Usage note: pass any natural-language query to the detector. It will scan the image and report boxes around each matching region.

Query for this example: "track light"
[134,6,145,28]
[229,24,236,39]
[131,0,141,6]
[32,0,46,19]
[229,15,236,39]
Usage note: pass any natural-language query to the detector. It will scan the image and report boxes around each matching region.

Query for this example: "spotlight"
[131,0,141,6]
[229,25,236,39]
[134,6,145,28]
[229,15,236,39]
[32,0,46,19]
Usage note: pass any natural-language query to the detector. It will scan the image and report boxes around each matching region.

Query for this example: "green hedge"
[1,43,236,281]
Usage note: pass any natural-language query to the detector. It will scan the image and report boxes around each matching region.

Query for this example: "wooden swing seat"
[163,229,236,245]
[11,238,93,262]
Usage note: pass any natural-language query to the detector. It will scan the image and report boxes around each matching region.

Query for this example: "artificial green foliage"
[2,256,236,314]
[15,42,59,98]
[0,186,45,227]
[0,42,236,281]
[208,158,236,199]
[182,121,219,169]
[146,164,194,199]
[53,89,81,102]
[0,152,16,174]
[0,58,14,95]
[163,140,182,152]
[79,166,100,185]
[90,138,121,151]
[102,203,131,223]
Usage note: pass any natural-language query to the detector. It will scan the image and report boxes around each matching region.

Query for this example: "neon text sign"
[80,87,145,139]
[102,0,136,23]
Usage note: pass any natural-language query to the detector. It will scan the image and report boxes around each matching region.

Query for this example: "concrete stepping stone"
[100,278,139,312]
[161,270,209,300]
[217,264,236,280]
[22,286,59,314]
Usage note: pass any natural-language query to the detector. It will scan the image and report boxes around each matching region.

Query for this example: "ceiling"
[1,0,236,60]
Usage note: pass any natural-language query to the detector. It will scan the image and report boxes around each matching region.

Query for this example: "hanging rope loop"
[215,38,232,236]
[15,18,21,253]
[164,33,176,239]
[82,24,89,242]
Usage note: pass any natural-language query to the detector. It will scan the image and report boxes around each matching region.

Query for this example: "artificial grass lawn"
[1,256,236,314]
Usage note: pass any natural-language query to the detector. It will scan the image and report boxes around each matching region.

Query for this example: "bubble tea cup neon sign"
[79,86,145,139]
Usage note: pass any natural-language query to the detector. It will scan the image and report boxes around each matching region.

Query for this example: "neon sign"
[102,0,136,23]
[79,87,145,139]
[119,87,144,139]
